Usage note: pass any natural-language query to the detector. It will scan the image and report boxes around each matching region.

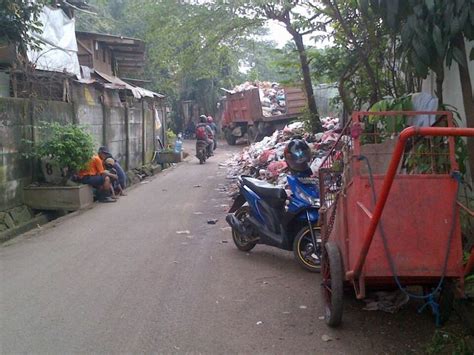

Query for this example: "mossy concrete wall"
[0,89,167,212]
[0,98,31,210]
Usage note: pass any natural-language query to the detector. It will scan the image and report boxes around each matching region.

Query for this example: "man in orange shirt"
[78,155,117,202]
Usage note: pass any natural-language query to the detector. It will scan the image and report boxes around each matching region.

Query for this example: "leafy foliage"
[0,0,45,52]
[77,0,262,131]
[226,0,324,130]
[28,123,95,174]
[313,0,423,111]
[372,0,474,103]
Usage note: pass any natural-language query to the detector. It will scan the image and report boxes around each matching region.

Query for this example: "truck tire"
[225,129,237,145]
[247,126,259,143]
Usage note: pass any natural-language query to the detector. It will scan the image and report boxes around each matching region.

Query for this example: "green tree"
[77,0,259,131]
[306,0,421,120]
[229,0,324,131]
[0,0,45,52]
[372,0,474,180]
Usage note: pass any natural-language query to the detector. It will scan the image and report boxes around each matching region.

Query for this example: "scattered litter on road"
[363,290,409,313]
[282,311,291,314]
[140,181,150,184]
[321,334,333,342]
[221,240,228,243]
[318,316,325,320]
[193,184,201,188]
[186,235,194,239]
[176,230,190,234]
[173,261,179,264]
[263,281,269,285]
[207,219,218,224]
[299,305,308,309]
[162,189,167,192]
[220,226,232,232]
[220,204,229,208]
[193,211,203,215]
[256,321,263,325]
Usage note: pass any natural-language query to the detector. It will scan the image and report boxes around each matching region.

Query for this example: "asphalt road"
[1,140,436,353]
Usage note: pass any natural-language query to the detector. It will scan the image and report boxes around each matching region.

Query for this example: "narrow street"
[1,141,435,354]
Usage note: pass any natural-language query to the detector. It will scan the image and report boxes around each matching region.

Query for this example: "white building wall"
[422,39,474,127]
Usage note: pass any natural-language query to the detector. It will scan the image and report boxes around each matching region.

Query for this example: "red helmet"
[284,139,312,172]
[207,116,213,123]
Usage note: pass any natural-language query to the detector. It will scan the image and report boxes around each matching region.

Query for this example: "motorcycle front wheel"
[293,225,322,273]
[232,206,257,252]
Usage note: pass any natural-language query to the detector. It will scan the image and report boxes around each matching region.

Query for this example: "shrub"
[29,122,95,174]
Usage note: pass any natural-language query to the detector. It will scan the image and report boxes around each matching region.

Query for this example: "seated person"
[98,146,127,195]
[77,155,116,202]
[104,157,124,198]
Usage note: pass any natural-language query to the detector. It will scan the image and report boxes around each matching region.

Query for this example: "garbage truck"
[220,85,306,145]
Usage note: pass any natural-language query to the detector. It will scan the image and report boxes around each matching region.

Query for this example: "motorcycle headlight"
[295,186,320,207]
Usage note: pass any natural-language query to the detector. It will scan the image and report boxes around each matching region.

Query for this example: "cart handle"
[347,126,474,281]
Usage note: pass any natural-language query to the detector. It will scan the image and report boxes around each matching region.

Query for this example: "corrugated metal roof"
[78,70,166,99]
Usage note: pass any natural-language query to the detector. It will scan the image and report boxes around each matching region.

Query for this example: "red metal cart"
[318,111,474,327]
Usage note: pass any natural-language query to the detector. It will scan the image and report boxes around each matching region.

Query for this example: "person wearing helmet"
[195,115,214,156]
[207,116,217,150]
[284,138,313,177]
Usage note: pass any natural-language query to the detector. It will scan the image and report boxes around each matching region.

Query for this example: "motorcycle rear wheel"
[232,206,257,252]
[293,225,322,273]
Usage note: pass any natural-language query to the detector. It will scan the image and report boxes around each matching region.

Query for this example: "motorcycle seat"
[242,177,287,202]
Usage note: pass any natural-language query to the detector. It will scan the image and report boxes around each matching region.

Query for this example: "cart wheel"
[321,242,343,327]
[247,126,258,143]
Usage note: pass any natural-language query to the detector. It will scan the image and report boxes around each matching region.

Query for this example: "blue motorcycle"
[226,174,321,272]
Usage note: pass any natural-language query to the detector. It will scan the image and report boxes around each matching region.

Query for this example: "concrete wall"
[105,106,127,167]
[0,98,75,210]
[0,98,31,210]
[0,86,166,212]
[144,106,155,164]
[422,40,474,127]
[128,107,143,170]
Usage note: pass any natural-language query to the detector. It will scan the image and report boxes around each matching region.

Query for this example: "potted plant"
[23,122,96,211]
[156,148,183,164]
[155,129,183,164]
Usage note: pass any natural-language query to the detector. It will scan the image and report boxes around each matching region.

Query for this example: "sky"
[266,21,293,47]
[265,20,332,49]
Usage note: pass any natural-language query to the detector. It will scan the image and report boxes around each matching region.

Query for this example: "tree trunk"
[291,31,321,132]
[338,61,359,124]
[435,61,444,105]
[454,35,474,182]
[322,0,380,106]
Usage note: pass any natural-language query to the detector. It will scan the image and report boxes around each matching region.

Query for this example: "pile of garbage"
[230,81,287,117]
[224,117,342,192]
